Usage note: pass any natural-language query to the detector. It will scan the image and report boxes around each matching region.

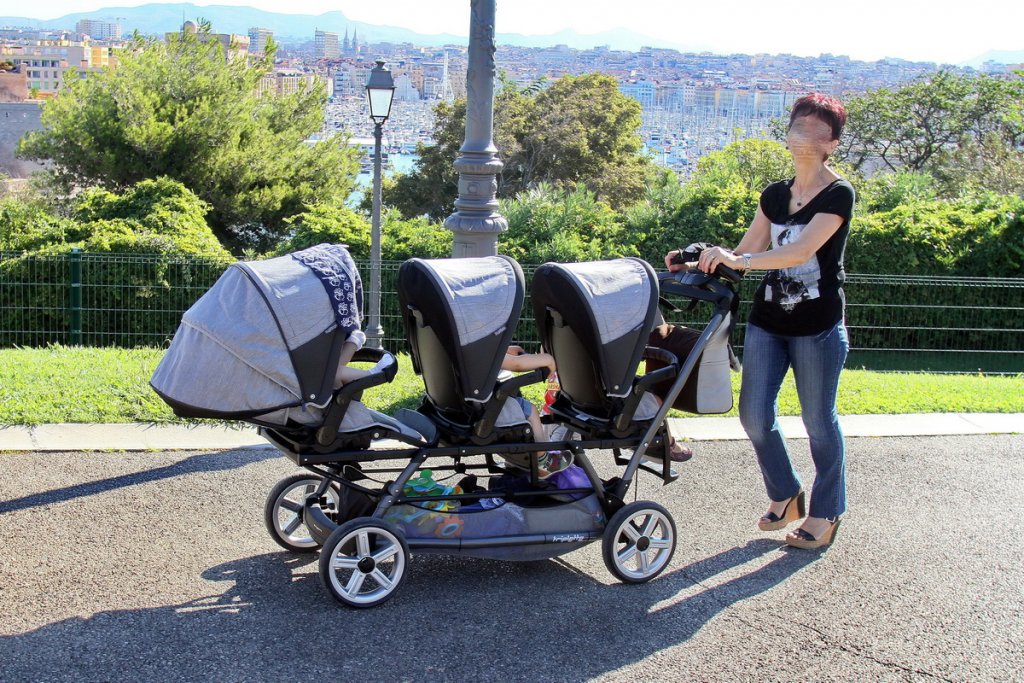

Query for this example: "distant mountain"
[0,3,689,51]
[965,49,1024,68]
[0,3,463,44]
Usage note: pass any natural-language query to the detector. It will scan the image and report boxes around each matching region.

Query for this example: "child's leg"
[336,366,370,384]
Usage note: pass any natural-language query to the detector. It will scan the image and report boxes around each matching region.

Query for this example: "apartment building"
[259,68,322,97]
[166,21,250,61]
[75,19,122,40]
[0,41,111,96]
[315,30,340,60]
[248,27,273,56]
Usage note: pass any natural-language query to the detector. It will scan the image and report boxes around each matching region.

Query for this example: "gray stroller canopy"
[532,258,658,398]
[398,256,524,405]
[151,244,362,421]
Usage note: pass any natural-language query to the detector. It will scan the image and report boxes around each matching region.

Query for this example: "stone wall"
[0,102,45,178]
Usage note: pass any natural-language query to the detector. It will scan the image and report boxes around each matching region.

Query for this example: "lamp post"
[364,59,394,349]
[444,0,506,257]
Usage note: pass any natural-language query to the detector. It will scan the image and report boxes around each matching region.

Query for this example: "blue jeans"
[739,321,849,519]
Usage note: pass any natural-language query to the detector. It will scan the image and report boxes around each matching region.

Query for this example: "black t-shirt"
[748,178,856,336]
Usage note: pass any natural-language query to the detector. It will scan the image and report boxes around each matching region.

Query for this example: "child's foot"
[537,450,574,478]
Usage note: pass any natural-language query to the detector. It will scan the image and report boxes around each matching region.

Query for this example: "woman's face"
[787,114,839,162]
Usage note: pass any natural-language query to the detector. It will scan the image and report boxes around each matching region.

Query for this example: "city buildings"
[75,19,122,40]
[0,13,1006,178]
[166,21,250,61]
[0,40,116,96]
[248,27,273,56]
[314,30,339,60]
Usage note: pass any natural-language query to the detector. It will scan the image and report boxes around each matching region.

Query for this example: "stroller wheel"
[319,518,409,608]
[602,501,676,584]
[264,474,340,553]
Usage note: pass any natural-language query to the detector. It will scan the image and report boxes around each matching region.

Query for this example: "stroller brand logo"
[552,533,587,543]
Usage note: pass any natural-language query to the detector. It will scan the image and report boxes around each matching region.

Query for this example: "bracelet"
[742,253,752,270]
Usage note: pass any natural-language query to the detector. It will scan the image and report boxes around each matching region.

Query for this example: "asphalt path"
[1,435,1022,682]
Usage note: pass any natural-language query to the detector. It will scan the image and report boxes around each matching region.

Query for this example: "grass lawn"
[0,346,1021,426]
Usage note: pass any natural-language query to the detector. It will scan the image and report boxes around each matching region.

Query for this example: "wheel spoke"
[282,514,302,535]
[640,514,659,538]
[332,555,360,570]
[617,543,639,565]
[371,569,394,590]
[356,531,371,557]
[648,538,672,550]
[279,499,303,513]
[622,523,642,542]
[638,548,652,574]
[372,542,398,564]
[344,569,366,596]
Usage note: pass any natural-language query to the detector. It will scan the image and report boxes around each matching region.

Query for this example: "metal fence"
[1,251,1022,374]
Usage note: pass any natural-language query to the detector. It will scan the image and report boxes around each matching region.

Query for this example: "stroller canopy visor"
[151,244,362,420]
[398,256,524,404]
[532,258,658,398]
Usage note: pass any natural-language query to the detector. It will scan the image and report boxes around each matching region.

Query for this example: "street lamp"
[364,59,394,349]
[444,0,506,257]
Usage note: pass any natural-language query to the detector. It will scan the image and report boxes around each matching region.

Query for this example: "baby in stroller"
[151,244,740,608]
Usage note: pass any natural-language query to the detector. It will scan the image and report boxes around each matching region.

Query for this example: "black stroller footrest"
[394,408,439,445]
[637,460,680,484]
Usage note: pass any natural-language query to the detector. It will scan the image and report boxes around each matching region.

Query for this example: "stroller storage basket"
[384,494,606,561]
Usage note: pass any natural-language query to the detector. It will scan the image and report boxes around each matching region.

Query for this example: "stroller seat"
[151,244,429,453]
[398,256,544,446]
[532,258,676,439]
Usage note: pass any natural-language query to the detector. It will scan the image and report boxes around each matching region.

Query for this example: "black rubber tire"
[263,474,337,553]
[318,517,410,608]
[602,500,677,584]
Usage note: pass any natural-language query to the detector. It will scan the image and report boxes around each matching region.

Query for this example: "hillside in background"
[0,2,688,51]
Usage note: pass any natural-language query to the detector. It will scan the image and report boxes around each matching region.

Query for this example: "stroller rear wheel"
[264,474,340,553]
[319,518,410,608]
[602,501,676,583]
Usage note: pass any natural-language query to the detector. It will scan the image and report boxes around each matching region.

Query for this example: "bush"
[380,209,452,261]
[0,195,83,251]
[859,171,939,213]
[500,183,635,263]
[275,204,372,258]
[847,194,1024,276]
[275,205,451,261]
[0,179,231,347]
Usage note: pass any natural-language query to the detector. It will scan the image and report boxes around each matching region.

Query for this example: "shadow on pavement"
[0,538,818,681]
[0,449,278,515]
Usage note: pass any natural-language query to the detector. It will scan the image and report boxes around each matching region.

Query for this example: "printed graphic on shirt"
[763,222,820,311]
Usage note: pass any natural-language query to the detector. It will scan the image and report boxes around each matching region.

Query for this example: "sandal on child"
[644,438,693,464]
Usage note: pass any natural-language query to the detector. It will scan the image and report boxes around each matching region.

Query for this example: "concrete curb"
[0,413,1020,452]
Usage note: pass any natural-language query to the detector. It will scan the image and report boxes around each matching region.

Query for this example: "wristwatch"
[742,253,752,270]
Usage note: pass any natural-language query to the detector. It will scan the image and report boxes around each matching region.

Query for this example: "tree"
[18,27,360,252]
[386,73,652,219]
[385,78,532,220]
[690,138,794,193]
[838,71,1024,174]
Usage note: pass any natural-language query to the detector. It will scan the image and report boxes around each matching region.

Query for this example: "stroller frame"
[260,262,740,608]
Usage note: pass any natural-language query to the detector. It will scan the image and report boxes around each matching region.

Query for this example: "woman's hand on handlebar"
[697,246,742,274]
[664,249,685,272]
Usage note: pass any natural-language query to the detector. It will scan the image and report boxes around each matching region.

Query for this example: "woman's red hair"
[789,93,847,140]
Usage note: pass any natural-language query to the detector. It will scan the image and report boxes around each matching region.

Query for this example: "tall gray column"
[444,0,507,257]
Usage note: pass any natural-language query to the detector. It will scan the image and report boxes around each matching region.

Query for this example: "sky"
[10,0,1024,64]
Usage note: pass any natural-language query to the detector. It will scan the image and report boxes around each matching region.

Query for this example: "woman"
[671,93,854,549]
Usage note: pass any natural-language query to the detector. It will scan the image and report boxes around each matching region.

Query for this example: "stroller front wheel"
[264,474,340,553]
[602,501,677,584]
[319,518,409,608]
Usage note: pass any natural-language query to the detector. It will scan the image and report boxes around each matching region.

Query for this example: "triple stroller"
[151,244,740,608]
